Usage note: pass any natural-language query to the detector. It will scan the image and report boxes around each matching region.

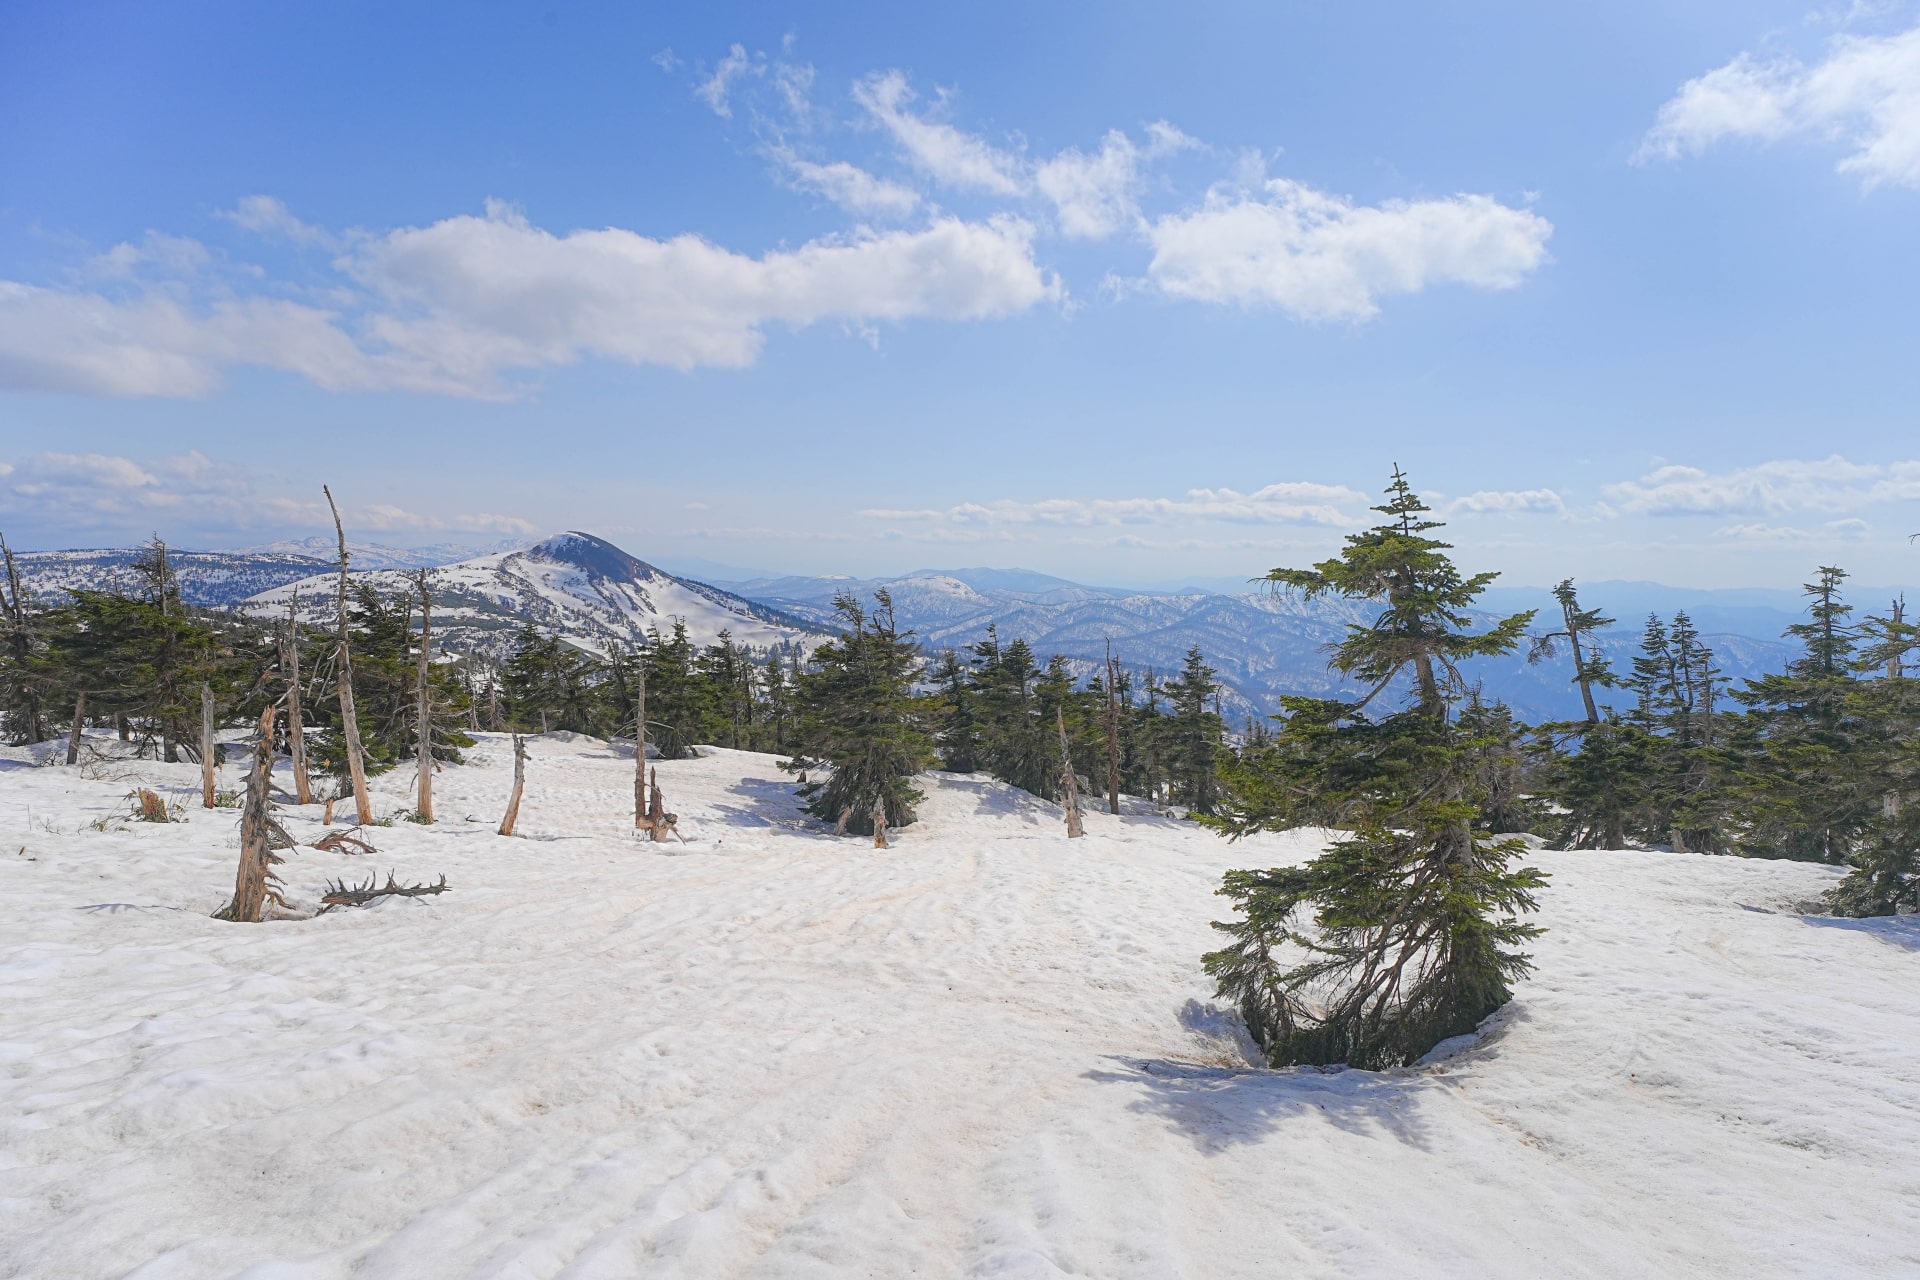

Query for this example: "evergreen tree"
[1204,467,1546,1070]
[1161,645,1225,814]
[784,590,935,835]
[1733,568,1877,862]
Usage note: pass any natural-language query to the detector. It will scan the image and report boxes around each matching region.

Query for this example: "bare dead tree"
[65,691,85,766]
[498,733,527,836]
[871,793,888,848]
[633,661,649,829]
[413,570,435,824]
[199,684,218,808]
[1104,641,1122,815]
[835,806,853,837]
[1057,707,1085,839]
[647,766,667,842]
[282,589,313,804]
[323,485,373,825]
[224,705,288,922]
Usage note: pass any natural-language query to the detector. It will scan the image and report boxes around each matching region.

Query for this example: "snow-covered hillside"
[244,532,824,659]
[2,736,1915,1277]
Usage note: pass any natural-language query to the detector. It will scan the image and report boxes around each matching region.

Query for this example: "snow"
[2,736,1917,1277]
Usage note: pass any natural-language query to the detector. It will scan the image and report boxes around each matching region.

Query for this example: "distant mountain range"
[13,535,1867,724]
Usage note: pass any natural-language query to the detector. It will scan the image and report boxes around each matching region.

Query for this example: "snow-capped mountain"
[741,569,1797,724]
[243,537,525,570]
[6,547,335,607]
[243,532,825,659]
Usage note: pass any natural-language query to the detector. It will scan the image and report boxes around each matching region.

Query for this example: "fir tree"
[1204,467,1547,1070]
[784,590,935,835]
[1162,645,1224,814]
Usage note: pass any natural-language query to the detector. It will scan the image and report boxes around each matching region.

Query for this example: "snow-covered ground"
[2,735,1916,1278]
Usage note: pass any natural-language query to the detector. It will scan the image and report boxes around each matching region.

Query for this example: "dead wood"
[324,484,373,825]
[498,734,527,836]
[221,706,289,923]
[1058,707,1085,839]
[132,789,171,823]
[317,869,451,912]
[313,827,377,855]
[200,684,217,809]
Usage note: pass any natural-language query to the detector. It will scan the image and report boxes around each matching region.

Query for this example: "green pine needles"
[784,589,936,836]
[1204,467,1548,1071]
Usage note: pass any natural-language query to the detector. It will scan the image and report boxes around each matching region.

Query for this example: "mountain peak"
[527,531,662,583]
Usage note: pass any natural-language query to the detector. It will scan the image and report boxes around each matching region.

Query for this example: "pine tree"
[1733,567,1876,862]
[1530,578,1617,724]
[1162,645,1224,814]
[784,590,935,835]
[1204,467,1546,1070]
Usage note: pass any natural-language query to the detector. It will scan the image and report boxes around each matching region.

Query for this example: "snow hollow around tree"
[2,735,1917,1277]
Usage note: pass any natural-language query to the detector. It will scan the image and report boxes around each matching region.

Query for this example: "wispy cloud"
[862,481,1368,529]
[1444,488,1568,516]
[1638,23,1920,188]
[0,449,533,537]
[1604,456,1920,515]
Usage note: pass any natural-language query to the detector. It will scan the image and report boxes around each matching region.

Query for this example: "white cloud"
[861,481,1367,529]
[0,449,532,537]
[219,195,340,249]
[0,282,426,397]
[1605,456,1920,515]
[1035,122,1198,239]
[1639,24,1920,187]
[695,44,759,118]
[1715,518,1873,542]
[0,201,1059,397]
[348,202,1060,380]
[1445,488,1568,515]
[853,71,1026,196]
[1145,180,1553,320]
[83,231,213,280]
[773,149,920,217]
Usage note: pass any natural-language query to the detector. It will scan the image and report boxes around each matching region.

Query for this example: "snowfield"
[2,736,1917,1278]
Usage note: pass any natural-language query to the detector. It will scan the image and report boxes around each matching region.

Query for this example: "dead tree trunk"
[283,591,312,804]
[498,734,527,836]
[324,485,373,825]
[835,806,853,837]
[200,684,218,808]
[872,794,888,849]
[66,691,85,766]
[1104,643,1122,815]
[229,706,283,923]
[647,767,667,842]
[413,571,434,824]
[1057,707,1085,839]
[633,663,649,829]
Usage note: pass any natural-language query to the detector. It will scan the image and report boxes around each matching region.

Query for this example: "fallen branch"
[313,827,377,856]
[318,870,450,912]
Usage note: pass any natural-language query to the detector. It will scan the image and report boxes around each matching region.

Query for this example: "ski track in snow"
[1,736,1916,1278]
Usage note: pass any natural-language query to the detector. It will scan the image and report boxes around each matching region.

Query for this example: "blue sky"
[2,0,1918,591]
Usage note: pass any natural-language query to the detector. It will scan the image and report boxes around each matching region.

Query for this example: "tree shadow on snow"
[711,774,821,834]
[1799,912,1920,952]
[1086,1054,1435,1153]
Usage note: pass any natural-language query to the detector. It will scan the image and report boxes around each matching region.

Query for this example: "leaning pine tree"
[784,589,935,837]
[1204,467,1549,1070]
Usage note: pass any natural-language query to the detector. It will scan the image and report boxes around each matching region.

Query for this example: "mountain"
[7,547,335,607]
[741,570,1800,725]
[244,536,527,570]
[242,531,826,660]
